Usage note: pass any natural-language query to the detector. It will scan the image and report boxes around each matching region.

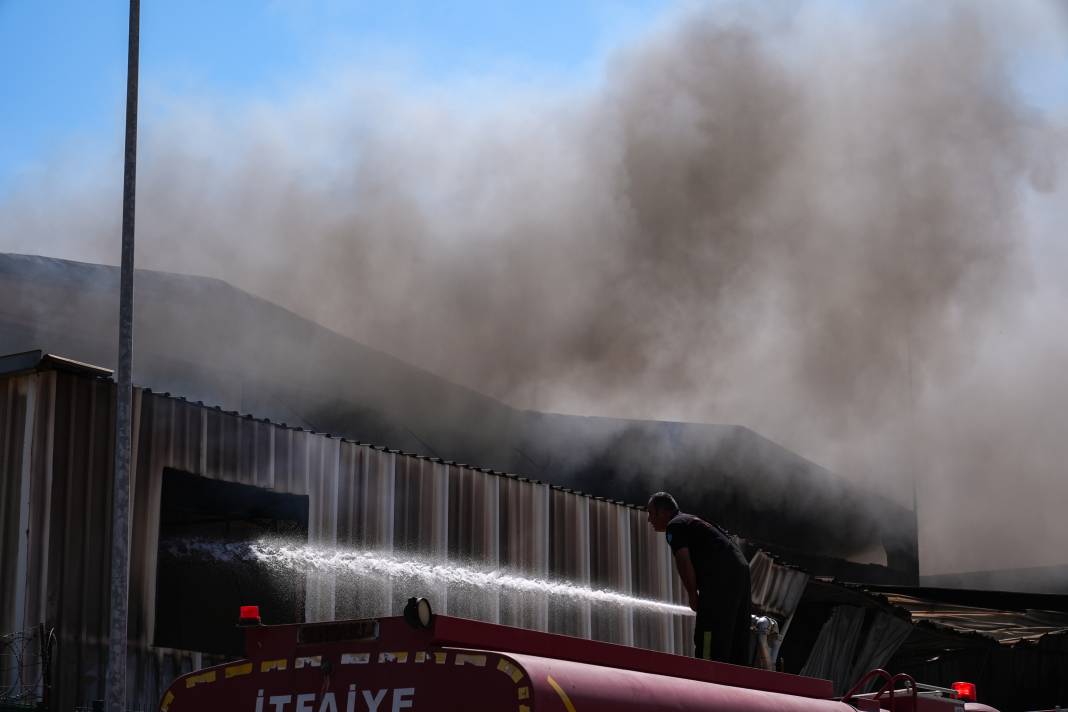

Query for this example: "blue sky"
[2,1,1065,197]
[0,0,673,194]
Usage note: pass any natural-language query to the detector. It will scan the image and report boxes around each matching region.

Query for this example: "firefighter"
[646,491,752,665]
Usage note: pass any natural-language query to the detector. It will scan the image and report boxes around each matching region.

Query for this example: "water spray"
[166,538,693,617]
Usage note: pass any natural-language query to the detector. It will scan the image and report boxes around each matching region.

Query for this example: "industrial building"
[0,253,919,582]
[5,352,1067,711]
[4,254,1067,710]
[1,351,702,709]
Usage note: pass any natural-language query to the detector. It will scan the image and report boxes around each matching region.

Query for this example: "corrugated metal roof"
[749,549,809,621]
[882,592,1068,644]
[804,581,1068,645]
[799,605,913,695]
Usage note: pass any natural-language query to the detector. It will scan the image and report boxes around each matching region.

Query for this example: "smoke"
[2,1,1066,574]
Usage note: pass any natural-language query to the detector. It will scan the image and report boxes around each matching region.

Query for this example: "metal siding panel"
[332,445,395,619]
[237,416,254,484]
[198,404,208,476]
[204,407,222,479]
[0,375,32,701]
[614,505,635,646]
[629,505,685,654]
[25,371,55,634]
[220,407,237,481]
[498,477,549,631]
[390,457,451,611]
[333,441,361,621]
[308,436,340,545]
[372,449,396,552]
[392,457,418,554]
[0,369,696,709]
[131,392,168,650]
[590,498,634,645]
[173,400,201,476]
[548,488,592,638]
[254,419,274,489]
[12,373,39,640]
[446,464,499,623]
[43,373,116,711]
[430,461,449,559]
[218,408,237,481]
[335,440,359,549]
[273,426,293,495]
[0,375,29,635]
[750,550,809,621]
[282,428,310,495]
[46,372,109,661]
[747,550,810,666]
[306,436,340,622]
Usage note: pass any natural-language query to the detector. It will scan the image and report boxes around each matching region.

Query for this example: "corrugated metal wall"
[0,367,690,711]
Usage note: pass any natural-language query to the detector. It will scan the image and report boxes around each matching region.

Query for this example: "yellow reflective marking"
[261,659,288,672]
[702,631,712,660]
[496,658,523,684]
[378,651,409,663]
[225,662,253,679]
[546,674,577,712]
[433,652,448,665]
[341,653,370,665]
[519,706,531,712]
[455,653,487,667]
[296,655,322,669]
[517,686,530,700]
[160,691,175,711]
[185,671,216,688]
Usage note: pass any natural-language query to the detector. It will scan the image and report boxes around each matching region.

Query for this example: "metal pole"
[107,1,140,710]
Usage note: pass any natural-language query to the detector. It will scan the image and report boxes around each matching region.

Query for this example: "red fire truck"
[159,599,992,712]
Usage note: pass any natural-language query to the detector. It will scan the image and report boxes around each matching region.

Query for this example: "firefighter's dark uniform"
[665,513,751,665]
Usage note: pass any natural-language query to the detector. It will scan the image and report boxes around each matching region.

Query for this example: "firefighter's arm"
[673,547,700,612]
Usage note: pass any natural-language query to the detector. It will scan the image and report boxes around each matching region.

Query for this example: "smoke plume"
[2,1,1066,574]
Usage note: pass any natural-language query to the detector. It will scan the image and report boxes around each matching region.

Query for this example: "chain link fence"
[0,624,54,710]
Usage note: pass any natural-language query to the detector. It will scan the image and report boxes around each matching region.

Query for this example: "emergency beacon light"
[238,605,261,626]
[951,681,977,702]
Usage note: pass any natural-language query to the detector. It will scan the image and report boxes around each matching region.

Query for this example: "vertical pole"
[906,333,921,584]
[108,1,140,710]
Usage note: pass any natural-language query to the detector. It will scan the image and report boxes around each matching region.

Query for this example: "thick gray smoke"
[2,2,1066,574]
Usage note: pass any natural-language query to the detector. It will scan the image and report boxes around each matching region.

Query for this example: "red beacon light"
[951,681,977,703]
[238,605,261,626]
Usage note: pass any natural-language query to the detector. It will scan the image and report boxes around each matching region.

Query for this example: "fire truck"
[159,599,992,712]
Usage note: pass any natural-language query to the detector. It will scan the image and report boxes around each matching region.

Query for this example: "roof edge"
[0,349,113,379]
[0,350,651,510]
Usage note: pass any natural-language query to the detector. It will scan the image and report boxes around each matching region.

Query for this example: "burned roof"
[863,584,1068,644]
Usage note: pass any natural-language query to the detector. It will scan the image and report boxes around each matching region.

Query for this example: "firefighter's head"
[646,491,679,532]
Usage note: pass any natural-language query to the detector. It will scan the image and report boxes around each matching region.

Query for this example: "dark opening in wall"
[154,468,309,655]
